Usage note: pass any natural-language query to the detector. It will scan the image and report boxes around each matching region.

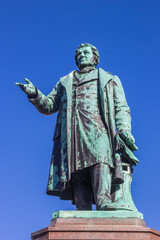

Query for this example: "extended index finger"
[15,82,26,91]
[15,82,24,88]
[15,82,20,86]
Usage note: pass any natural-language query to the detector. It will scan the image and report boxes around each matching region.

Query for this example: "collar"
[79,66,96,74]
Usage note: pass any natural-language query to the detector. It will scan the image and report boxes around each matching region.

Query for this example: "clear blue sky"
[1,0,160,239]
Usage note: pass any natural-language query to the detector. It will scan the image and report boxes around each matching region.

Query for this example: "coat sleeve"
[29,80,61,115]
[113,75,131,132]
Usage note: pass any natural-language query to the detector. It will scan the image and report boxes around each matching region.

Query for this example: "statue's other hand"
[119,131,138,151]
[15,78,37,98]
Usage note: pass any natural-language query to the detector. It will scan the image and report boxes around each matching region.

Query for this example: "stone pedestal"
[31,211,160,240]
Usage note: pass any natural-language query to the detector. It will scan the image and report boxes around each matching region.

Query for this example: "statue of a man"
[16,43,138,211]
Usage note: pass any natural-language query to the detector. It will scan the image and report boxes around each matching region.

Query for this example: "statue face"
[76,46,94,69]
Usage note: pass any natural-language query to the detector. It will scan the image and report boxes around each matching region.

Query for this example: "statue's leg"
[90,163,114,210]
[71,168,92,210]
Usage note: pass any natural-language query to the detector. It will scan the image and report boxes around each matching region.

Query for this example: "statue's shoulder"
[100,68,121,79]
[60,71,75,80]
[99,67,114,83]
[99,68,114,78]
[105,70,114,76]
[55,71,75,89]
[99,68,122,88]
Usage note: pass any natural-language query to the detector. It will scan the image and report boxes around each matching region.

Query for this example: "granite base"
[31,211,160,240]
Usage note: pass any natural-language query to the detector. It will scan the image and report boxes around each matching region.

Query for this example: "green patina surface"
[52,210,143,220]
[16,43,140,215]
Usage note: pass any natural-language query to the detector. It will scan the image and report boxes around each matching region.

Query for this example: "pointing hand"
[15,78,37,98]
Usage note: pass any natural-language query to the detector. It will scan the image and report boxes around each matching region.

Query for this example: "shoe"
[97,203,117,211]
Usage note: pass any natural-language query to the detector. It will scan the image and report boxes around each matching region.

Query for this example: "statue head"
[75,43,99,70]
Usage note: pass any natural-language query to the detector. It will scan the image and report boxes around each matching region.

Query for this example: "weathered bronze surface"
[16,43,139,213]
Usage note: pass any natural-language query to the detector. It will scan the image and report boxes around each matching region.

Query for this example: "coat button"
[86,105,90,109]
[86,95,89,98]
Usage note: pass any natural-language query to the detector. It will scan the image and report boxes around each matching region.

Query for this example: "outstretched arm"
[15,78,61,115]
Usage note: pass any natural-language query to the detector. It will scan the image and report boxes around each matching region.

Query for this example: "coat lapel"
[98,68,113,90]
[60,71,74,176]
[98,68,114,129]
[61,71,74,93]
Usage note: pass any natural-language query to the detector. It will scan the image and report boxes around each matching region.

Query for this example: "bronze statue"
[16,43,138,211]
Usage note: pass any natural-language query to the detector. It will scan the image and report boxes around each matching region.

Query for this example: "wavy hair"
[75,43,99,67]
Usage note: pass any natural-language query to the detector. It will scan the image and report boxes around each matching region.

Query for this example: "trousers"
[71,163,112,210]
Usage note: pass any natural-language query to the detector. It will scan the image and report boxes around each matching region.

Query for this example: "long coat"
[30,68,131,200]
